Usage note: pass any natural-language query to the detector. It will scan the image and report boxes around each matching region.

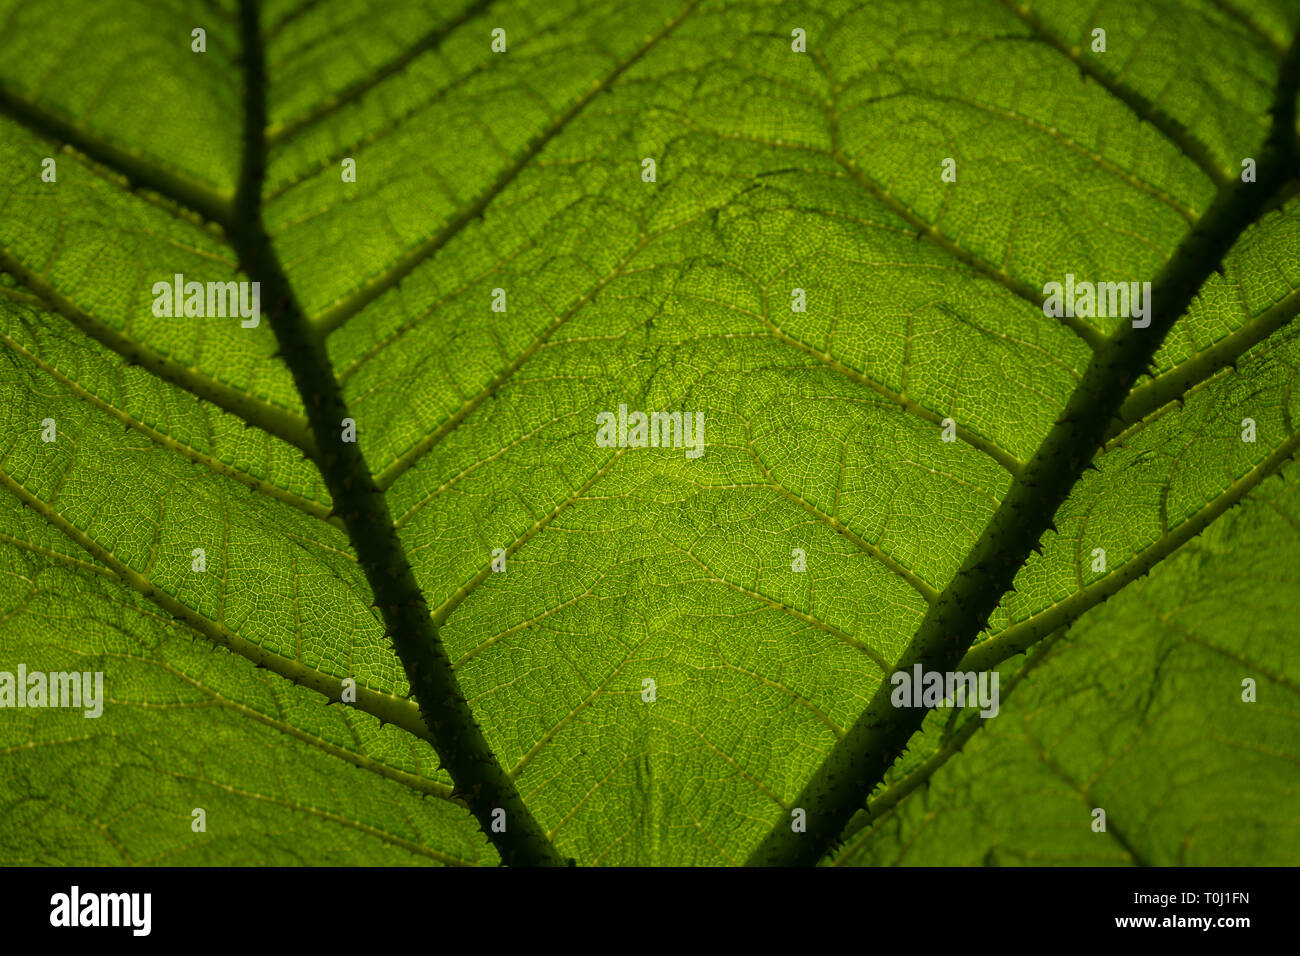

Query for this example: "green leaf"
[0,0,1297,866]
[831,458,1300,866]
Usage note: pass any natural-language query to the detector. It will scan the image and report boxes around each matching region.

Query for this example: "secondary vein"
[229,0,565,867]
[745,26,1300,867]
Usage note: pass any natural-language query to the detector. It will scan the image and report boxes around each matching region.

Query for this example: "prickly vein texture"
[746,28,1300,866]
[0,0,1298,865]
[833,458,1300,866]
[231,0,563,867]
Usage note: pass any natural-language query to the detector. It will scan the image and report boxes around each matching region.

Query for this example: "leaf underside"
[0,0,1298,866]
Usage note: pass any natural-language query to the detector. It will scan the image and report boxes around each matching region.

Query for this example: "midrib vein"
[746,28,1300,867]
[231,0,564,867]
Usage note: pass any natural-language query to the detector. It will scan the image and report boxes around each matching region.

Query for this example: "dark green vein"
[745,28,1300,867]
[0,464,433,747]
[430,450,628,639]
[146,652,460,802]
[0,327,339,528]
[1145,594,1300,699]
[744,419,944,605]
[313,0,701,337]
[998,0,1231,190]
[154,770,478,866]
[825,118,1107,352]
[0,248,316,454]
[1024,733,1152,866]
[1108,286,1300,440]
[265,0,330,41]
[831,626,1067,862]
[960,425,1300,674]
[373,236,650,489]
[0,83,232,227]
[1203,0,1289,60]
[757,298,1028,475]
[264,0,498,146]
[264,59,494,202]
[233,0,564,867]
